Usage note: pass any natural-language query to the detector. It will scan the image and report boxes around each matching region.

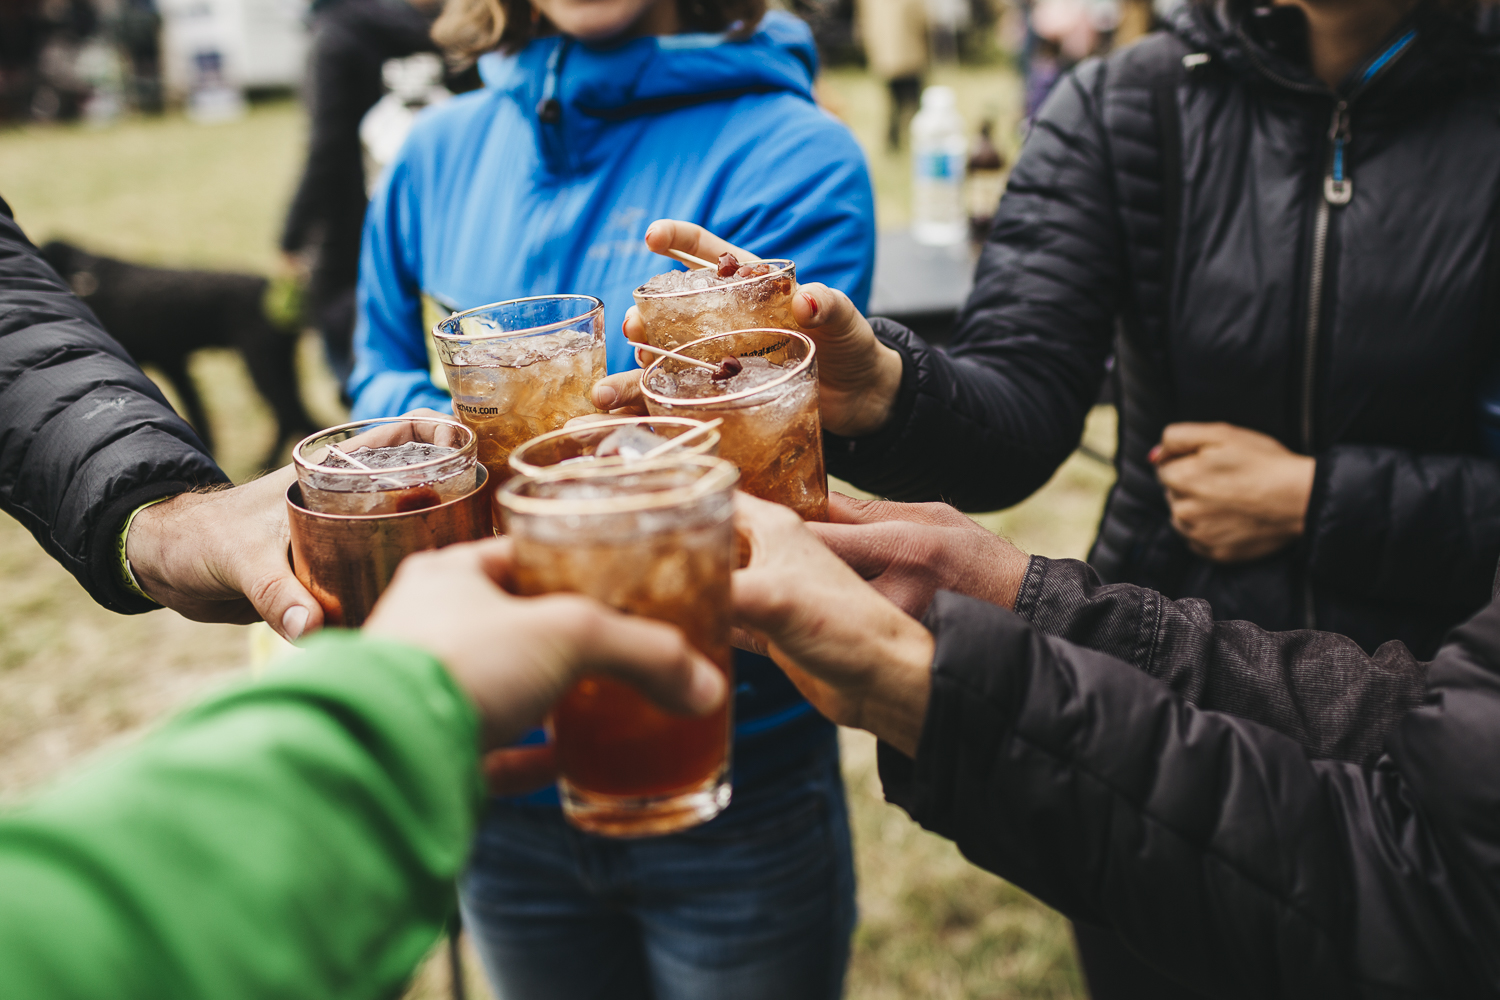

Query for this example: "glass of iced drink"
[293,416,479,515]
[499,456,739,837]
[508,416,721,479]
[640,329,827,521]
[633,254,796,351]
[432,295,606,482]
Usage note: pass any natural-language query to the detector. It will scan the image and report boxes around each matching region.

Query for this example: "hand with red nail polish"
[631,218,905,438]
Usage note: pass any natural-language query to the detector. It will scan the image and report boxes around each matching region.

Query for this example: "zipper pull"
[1324,100,1352,204]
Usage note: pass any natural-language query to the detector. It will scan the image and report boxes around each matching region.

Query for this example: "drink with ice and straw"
[640,329,827,521]
[633,253,796,351]
[432,295,606,483]
[507,416,721,479]
[499,456,739,837]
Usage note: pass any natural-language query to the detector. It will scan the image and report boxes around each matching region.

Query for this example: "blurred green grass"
[0,72,1105,1000]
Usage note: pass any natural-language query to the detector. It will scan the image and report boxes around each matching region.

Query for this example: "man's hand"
[733,494,933,756]
[590,219,905,438]
[125,466,324,641]
[364,536,726,752]
[807,493,1030,618]
[1151,422,1316,563]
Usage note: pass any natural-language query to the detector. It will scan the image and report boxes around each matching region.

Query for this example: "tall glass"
[640,329,828,521]
[432,295,606,483]
[498,457,738,837]
[508,416,721,479]
[632,259,796,351]
[293,416,478,515]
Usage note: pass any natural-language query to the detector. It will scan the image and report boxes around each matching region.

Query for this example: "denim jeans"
[459,734,856,1000]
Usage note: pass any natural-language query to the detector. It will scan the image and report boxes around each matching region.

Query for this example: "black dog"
[39,241,318,469]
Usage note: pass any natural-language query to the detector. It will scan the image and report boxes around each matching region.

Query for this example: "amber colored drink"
[507,415,721,479]
[640,329,828,521]
[633,259,796,351]
[499,457,739,837]
[432,295,606,483]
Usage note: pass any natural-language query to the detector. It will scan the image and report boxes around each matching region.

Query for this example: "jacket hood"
[1170,0,1499,98]
[476,11,817,121]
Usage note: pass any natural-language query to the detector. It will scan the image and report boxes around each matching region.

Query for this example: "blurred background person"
[858,0,928,148]
[280,0,460,391]
[349,0,875,997]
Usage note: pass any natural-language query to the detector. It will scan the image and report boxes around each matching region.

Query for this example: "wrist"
[854,614,933,757]
[831,343,905,438]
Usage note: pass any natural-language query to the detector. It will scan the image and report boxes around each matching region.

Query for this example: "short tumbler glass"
[633,259,796,351]
[640,328,827,521]
[293,416,479,516]
[498,456,739,837]
[433,295,606,482]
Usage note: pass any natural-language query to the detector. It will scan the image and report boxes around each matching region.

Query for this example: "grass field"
[0,69,1107,999]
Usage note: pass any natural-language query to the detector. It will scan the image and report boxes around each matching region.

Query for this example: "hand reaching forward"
[590,219,905,438]
[733,494,933,756]
[125,466,324,640]
[1151,422,1316,563]
[808,493,1030,618]
[365,536,726,752]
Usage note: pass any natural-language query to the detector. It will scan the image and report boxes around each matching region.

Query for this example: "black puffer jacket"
[828,2,1500,658]
[0,198,226,612]
[878,589,1500,998]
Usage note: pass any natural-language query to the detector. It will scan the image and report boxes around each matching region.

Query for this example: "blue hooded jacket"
[349,11,876,417]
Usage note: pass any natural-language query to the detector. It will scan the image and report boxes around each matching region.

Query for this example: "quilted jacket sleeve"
[1305,445,1500,612]
[878,591,1500,999]
[1012,555,1427,763]
[824,61,1122,510]
[0,197,227,613]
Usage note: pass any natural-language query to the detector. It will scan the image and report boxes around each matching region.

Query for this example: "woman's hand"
[807,493,1030,619]
[364,537,727,754]
[733,493,933,756]
[590,220,905,437]
[1152,422,1316,563]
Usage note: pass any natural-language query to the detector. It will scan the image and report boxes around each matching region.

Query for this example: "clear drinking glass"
[640,329,828,521]
[507,416,721,479]
[432,295,606,483]
[632,259,797,351]
[498,456,739,837]
[293,416,479,515]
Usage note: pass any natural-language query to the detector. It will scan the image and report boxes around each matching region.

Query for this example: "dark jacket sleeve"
[878,591,1500,999]
[1304,444,1500,612]
[824,62,1120,510]
[1011,555,1427,763]
[0,199,227,612]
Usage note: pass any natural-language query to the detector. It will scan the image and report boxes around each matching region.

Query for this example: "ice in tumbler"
[641,329,828,521]
[499,457,739,837]
[432,295,606,481]
[633,254,796,351]
[294,417,479,516]
[507,416,721,479]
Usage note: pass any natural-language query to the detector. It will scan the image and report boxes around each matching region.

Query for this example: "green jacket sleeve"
[0,630,483,1000]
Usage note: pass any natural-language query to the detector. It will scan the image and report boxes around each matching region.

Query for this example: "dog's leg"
[159,356,215,454]
[239,319,317,469]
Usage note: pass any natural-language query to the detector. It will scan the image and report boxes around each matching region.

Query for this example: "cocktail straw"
[639,418,725,460]
[633,341,722,372]
[666,248,717,270]
[326,443,405,489]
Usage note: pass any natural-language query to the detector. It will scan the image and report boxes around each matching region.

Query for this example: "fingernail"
[1148,446,1162,463]
[803,293,819,317]
[282,605,309,641]
[595,386,618,409]
[644,224,658,243]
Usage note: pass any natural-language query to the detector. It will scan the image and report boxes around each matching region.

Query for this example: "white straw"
[666,248,718,270]
[633,341,722,372]
[639,418,725,460]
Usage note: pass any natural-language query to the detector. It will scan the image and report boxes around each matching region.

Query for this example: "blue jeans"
[459,735,856,1000]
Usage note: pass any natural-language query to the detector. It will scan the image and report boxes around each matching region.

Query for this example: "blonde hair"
[432,0,766,65]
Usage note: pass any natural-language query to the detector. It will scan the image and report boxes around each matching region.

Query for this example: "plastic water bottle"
[911,86,968,246]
